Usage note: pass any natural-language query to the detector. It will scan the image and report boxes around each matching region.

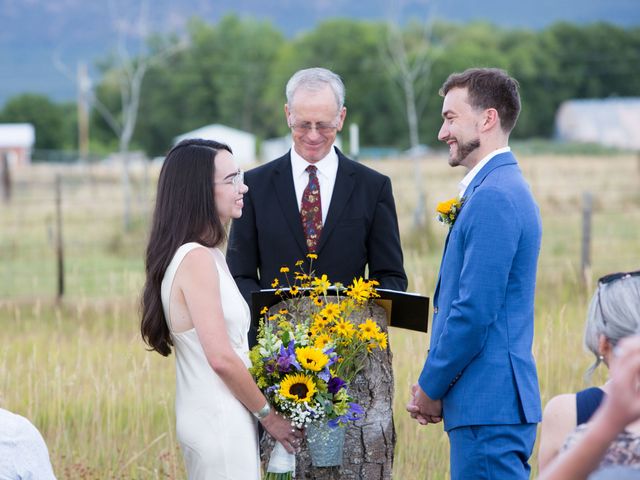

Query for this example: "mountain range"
[1,0,639,106]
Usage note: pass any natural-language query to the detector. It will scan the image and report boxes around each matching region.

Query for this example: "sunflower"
[312,296,323,307]
[358,318,380,341]
[296,346,329,371]
[279,373,316,403]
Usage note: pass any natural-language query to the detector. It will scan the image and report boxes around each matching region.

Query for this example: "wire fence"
[1,154,639,302]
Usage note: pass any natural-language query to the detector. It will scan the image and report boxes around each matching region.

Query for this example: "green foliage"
[4,18,640,155]
[0,94,74,149]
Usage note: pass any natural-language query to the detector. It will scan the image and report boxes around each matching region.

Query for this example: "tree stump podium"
[261,299,395,479]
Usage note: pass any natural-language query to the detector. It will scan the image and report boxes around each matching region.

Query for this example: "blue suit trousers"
[448,423,537,480]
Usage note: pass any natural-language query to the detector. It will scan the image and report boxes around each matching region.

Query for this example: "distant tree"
[89,0,185,230]
[134,15,285,156]
[275,19,402,147]
[0,94,67,150]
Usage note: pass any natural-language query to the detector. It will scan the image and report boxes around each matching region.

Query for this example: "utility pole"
[77,62,90,162]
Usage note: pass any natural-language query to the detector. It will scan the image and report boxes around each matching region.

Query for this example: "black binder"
[251,287,429,333]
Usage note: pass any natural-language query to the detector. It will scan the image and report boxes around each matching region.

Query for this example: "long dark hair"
[141,138,232,356]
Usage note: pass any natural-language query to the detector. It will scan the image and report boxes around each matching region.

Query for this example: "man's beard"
[449,138,480,167]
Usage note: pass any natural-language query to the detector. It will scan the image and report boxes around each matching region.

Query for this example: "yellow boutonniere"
[436,197,464,226]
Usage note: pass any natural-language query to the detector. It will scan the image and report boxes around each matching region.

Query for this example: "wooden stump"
[261,300,395,479]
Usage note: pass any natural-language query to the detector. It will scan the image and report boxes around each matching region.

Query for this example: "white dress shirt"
[0,408,57,479]
[290,146,339,224]
[458,147,511,198]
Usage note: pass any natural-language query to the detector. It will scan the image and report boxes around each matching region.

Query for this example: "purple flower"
[264,360,276,374]
[328,402,364,428]
[327,376,346,394]
[276,341,300,373]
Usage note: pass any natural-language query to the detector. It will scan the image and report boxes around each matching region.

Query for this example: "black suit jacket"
[227,148,407,333]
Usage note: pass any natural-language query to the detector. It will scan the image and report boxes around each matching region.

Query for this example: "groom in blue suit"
[407,68,542,479]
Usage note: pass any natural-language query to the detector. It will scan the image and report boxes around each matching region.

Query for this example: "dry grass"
[1,152,639,478]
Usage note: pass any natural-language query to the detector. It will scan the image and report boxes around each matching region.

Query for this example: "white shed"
[0,123,35,166]
[174,124,257,165]
[555,98,640,151]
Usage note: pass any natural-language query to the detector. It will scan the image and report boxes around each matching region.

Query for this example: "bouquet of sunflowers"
[249,254,388,479]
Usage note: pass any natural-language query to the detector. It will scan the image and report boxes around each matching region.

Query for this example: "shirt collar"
[290,145,339,179]
[458,146,511,197]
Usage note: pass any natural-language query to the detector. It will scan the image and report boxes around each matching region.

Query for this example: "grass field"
[1,152,639,478]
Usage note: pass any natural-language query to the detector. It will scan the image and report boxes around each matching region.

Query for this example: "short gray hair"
[584,273,640,380]
[285,67,345,111]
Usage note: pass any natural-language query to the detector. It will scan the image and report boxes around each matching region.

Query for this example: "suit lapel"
[316,150,355,254]
[433,152,517,317]
[272,154,308,254]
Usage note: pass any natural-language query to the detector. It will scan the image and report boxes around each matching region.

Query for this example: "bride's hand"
[260,411,304,454]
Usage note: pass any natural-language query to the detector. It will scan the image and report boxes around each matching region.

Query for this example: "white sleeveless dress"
[161,243,260,480]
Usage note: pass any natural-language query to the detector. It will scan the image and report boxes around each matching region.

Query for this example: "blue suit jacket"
[419,151,542,431]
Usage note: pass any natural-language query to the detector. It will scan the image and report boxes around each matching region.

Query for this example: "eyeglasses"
[215,170,244,192]
[596,270,640,326]
[289,121,339,136]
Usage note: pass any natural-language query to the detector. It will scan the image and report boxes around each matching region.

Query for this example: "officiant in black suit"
[227,67,407,342]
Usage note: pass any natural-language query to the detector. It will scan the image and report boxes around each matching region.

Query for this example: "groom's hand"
[406,383,442,425]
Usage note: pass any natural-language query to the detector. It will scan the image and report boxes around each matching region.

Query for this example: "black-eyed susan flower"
[358,318,380,340]
[313,333,333,350]
[306,253,318,260]
[279,373,317,403]
[320,302,341,322]
[280,266,290,273]
[312,274,331,295]
[260,306,269,315]
[296,346,329,371]
[271,278,279,288]
[333,319,356,339]
[346,277,379,303]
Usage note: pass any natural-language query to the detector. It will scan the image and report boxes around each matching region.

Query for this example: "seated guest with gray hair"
[538,270,640,474]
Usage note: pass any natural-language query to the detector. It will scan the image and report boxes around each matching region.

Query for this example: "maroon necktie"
[300,165,322,253]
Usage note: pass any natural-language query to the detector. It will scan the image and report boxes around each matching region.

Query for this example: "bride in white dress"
[140,139,303,479]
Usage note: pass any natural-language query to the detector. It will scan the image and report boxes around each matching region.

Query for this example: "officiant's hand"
[406,383,442,425]
[261,411,305,453]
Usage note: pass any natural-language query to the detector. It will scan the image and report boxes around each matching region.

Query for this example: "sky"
[0,0,638,105]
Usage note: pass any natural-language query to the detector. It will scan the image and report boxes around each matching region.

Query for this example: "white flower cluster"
[278,399,325,428]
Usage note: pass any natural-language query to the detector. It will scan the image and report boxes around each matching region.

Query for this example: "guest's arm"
[539,335,640,480]
[366,176,408,291]
[538,393,577,471]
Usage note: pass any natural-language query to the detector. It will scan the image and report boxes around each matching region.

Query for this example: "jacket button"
[433,306,438,314]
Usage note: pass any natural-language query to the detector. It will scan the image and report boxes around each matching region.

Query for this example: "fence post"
[581,191,593,286]
[55,174,65,300]
[1,152,11,204]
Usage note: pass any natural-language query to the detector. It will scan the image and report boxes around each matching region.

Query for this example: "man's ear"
[481,108,499,132]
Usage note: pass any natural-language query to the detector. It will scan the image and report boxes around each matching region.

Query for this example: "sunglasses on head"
[597,270,640,326]
[598,270,640,285]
